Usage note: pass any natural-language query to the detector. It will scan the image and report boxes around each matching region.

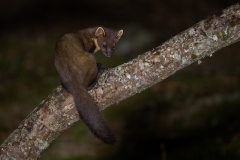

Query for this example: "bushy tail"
[70,85,116,144]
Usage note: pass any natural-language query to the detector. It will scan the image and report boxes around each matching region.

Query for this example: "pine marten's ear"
[116,30,123,38]
[95,27,105,37]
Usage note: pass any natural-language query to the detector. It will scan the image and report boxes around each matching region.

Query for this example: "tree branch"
[1,3,240,160]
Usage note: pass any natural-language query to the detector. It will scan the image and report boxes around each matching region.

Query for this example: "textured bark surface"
[1,3,240,160]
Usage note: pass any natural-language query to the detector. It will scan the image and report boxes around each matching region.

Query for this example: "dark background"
[1,0,240,159]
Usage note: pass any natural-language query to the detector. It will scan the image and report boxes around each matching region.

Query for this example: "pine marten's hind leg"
[87,63,106,90]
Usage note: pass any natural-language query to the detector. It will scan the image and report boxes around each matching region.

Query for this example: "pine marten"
[55,27,123,144]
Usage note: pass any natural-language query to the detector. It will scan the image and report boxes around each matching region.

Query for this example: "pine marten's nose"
[107,49,112,58]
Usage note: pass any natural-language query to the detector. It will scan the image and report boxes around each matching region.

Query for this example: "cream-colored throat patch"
[91,38,100,53]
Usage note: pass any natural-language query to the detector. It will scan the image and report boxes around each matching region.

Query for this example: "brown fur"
[55,27,123,144]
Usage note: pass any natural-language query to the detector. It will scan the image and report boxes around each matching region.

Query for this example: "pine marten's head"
[95,27,123,58]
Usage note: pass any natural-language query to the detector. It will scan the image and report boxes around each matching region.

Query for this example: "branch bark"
[1,3,240,160]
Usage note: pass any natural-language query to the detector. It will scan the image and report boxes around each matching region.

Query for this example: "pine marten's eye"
[112,44,116,50]
[102,43,106,48]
